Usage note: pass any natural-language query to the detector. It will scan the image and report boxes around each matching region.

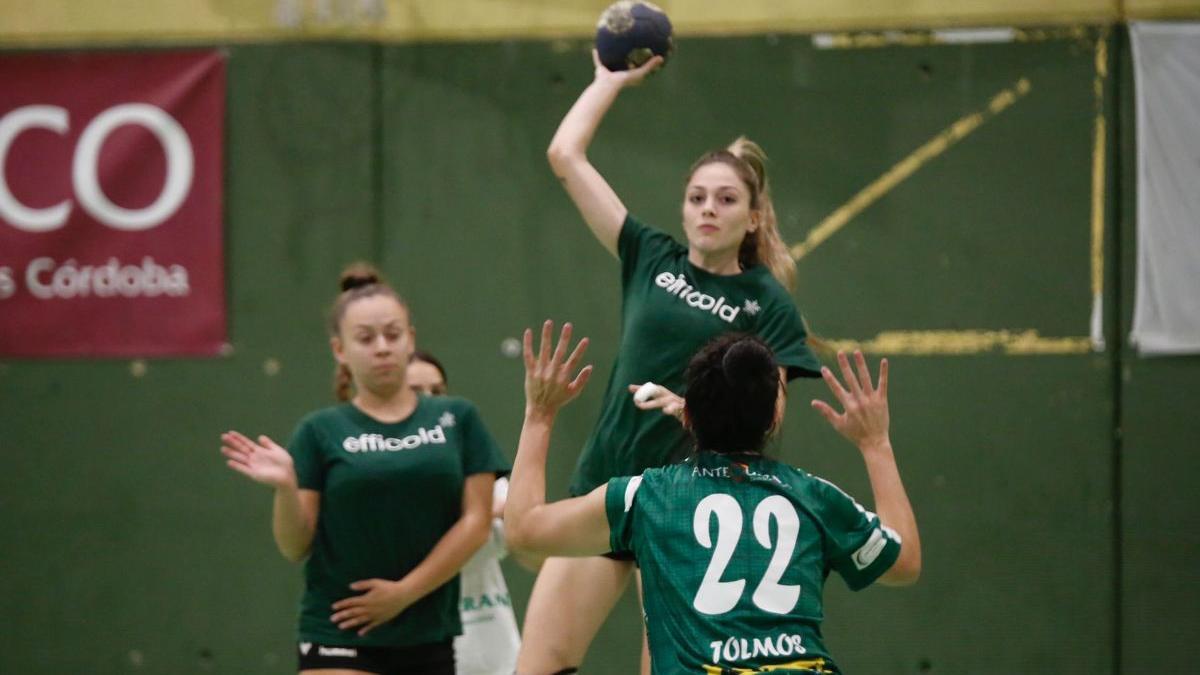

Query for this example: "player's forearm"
[504,413,555,551]
[395,509,492,601]
[859,440,921,583]
[547,79,622,168]
[272,482,314,562]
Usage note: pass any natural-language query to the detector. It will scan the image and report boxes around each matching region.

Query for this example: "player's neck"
[352,386,419,424]
[687,247,741,276]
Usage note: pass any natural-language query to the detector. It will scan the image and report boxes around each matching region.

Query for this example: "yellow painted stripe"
[0,0,1144,47]
[813,26,1090,49]
[820,330,1094,355]
[791,78,1032,261]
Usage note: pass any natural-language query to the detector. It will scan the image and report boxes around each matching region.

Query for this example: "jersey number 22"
[692,493,800,616]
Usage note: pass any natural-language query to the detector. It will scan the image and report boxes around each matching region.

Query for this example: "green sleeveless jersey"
[288,397,509,647]
[606,452,901,674]
[569,215,822,496]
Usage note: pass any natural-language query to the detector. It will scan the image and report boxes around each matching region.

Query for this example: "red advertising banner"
[0,51,226,357]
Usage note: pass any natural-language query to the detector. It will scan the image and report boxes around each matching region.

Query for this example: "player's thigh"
[518,555,635,665]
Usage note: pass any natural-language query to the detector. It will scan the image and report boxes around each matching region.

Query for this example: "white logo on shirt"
[439,411,457,428]
[299,642,312,656]
[742,299,761,316]
[317,646,358,657]
[654,272,744,323]
[341,425,447,453]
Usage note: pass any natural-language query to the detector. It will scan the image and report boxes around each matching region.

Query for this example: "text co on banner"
[0,51,226,357]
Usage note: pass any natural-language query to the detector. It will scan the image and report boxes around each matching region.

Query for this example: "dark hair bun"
[339,261,382,293]
[684,333,780,455]
[721,338,775,386]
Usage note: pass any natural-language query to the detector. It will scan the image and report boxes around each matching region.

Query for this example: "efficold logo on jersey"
[654,272,744,323]
[342,426,446,453]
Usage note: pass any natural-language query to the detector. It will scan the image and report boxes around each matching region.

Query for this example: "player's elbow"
[503,512,534,553]
[277,541,311,563]
[505,512,554,557]
[546,143,582,174]
[880,547,921,586]
[461,511,493,553]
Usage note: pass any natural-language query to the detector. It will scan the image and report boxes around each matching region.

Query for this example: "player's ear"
[330,336,345,364]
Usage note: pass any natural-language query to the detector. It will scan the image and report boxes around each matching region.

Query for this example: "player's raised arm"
[812,351,921,585]
[546,51,663,257]
[505,321,611,556]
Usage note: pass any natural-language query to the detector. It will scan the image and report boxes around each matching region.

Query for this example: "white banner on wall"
[1130,22,1200,355]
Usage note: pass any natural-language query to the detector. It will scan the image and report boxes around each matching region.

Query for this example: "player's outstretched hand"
[221,431,297,489]
[593,48,663,88]
[524,320,593,419]
[811,351,891,452]
[626,382,684,421]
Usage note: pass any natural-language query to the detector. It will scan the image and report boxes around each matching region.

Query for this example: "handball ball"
[595,1,674,72]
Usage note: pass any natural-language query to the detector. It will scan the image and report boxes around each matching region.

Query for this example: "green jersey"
[570,215,821,496]
[288,396,509,647]
[606,452,901,674]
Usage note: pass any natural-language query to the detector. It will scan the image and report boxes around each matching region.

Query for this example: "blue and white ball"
[595,1,674,72]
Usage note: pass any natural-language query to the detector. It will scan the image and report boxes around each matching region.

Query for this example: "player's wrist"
[856,437,894,458]
[272,470,299,492]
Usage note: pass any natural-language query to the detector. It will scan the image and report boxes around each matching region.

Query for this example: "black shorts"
[601,549,637,562]
[297,639,454,674]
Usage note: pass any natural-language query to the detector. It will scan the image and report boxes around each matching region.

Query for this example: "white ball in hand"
[634,382,661,403]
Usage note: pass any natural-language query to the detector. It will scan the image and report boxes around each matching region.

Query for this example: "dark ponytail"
[684,333,780,454]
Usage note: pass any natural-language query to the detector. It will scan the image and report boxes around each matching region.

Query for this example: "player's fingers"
[591,48,603,69]
[338,615,369,631]
[258,434,283,451]
[564,336,589,373]
[330,597,359,611]
[811,399,841,425]
[225,459,255,477]
[632,54,664,76]
[330,607,364,623]
[878,358,889,400]
[349,579,380,592]
[358,620,382,637]
[820,367,850,408]
[539,320,553,366]
[569,365,593,393]
[551,322,573,366]
[837,352,863,398]
[853,351,873,394]
[220,446,249,464]
[222,431,256,452]
[522,328,534,371]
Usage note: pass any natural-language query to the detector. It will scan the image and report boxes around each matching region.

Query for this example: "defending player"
[506,322,920,674]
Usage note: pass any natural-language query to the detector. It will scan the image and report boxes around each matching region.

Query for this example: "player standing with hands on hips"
[221,264,510,675]
[506,322,920,674]
[520,40,824,673]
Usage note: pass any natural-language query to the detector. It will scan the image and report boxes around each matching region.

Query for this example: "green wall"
[1,28,1196,673]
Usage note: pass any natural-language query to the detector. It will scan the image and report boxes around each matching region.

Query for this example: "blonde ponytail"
[727,137,796,291]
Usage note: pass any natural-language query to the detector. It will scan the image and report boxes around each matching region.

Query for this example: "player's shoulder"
[419,394,481,419]
[623,213,685,254]
[297,403,352,428]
